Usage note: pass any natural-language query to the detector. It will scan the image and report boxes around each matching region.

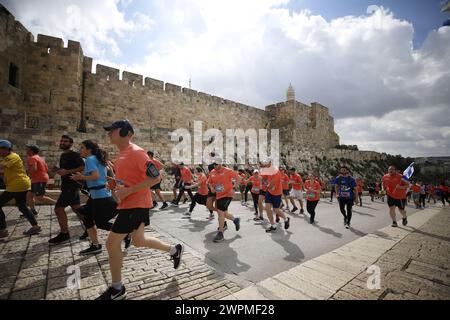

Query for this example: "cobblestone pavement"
[332,207,450,300]
[0,206,243,300]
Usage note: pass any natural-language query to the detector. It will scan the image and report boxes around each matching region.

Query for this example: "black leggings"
[244,184,252,202]
[189,193,210,213]
[338,198,353,224]
[442,192,450,205]
[175,183,194,204]
[330,188,335,201]
[419,194,426,207]
[80,196,117,230]
[0,191,37,229]
[307,200,319,222]
[251,192,259,214]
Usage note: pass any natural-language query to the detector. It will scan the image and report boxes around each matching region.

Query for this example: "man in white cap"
[0,140,42,239]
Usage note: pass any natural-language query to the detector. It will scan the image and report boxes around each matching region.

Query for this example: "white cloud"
[3,0,450,157]
[3,0,152,56]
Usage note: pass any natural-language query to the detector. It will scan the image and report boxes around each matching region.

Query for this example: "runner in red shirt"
[147,150,168,210]
[280,167,291,212]
[172,163,195,206]
[355,178,364,207]
[25,145,56,215]
[184,167,211,217]
[261,158,290,233]
[381,165,409,227]
[247,170,262,220]
[238,169,248,206]
[426,184,436,204]
[439,182,450,206]
[304,173,322,224]
[288,168,304,214]
[98,120,184,300]
[207,158,243,242]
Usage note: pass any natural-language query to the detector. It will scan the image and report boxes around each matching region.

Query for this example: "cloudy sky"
[2,0,450,157]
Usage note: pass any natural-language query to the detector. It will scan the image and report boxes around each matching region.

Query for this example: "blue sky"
[2,0,450,157]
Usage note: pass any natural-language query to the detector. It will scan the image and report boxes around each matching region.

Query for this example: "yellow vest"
[1,152,31,192]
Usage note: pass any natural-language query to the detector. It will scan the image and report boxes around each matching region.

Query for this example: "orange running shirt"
[27,155,49,183]
[248,175,261,194]
[410,184,421,193]
[180,166,193,184]
[382,173,408,200]
[266,169,283,196]
[197,173,208,196]
[304,179,321,201]
[207,167,240,200]
[356,180,363,193]
[239,172,247,186]
[290,173,303,190]
[281,173,290,190]
[114,143,153,209]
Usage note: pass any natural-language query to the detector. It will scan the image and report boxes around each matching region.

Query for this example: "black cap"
[103,120,134,134]
[26,144,40,154]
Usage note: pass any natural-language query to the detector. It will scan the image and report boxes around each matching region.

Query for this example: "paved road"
[150,196,430,285]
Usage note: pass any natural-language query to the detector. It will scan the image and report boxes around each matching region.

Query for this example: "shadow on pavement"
[269,230,304,262]
[203,232,250,275]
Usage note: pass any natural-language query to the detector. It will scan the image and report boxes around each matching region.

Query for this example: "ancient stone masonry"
[0,4,385,181]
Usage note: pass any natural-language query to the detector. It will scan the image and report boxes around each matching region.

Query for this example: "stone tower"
[286,83,295,101]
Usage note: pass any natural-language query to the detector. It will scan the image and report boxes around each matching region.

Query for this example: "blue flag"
[402,162,414,181]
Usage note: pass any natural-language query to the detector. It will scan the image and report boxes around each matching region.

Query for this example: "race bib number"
[341,192,350,198]
[307,191,316,199]
[252,187,260,193]
[215,184,224,193]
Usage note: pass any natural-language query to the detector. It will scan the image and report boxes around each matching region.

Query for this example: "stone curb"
[221,206,441,300]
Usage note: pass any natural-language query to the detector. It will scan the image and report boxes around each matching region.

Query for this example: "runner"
[147,150,168,210]
[368,183,375,202]
[427,184,437,204]
[304,173,321,224]
[25,144,56,215]
[410,181,421,209]
[329,177,336,202]
[243,166,253,206]
[381,165,409,227]
[262,158,290,233]
[70,140,130,255]
[335,166,358,229]
[439,182,449,206]
[237,168,247,206]
[97,120,183,300]
[419,181,427,208]
[49,135,85,244]
[375,182,380,200]
[288,168,304,214]
[183,167,211,217]
[258,161,270,221]
[171,161,186,203]
[171,163,194,206]
[0,140,42,238]
[205,153,218,221]
[207,157,242,242]
[280,167,291,212]
[247,169,262,220]
[356,177,363,207]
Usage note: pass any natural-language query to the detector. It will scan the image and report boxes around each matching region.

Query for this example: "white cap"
[253,169,259,173]
[213,157,223,165]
